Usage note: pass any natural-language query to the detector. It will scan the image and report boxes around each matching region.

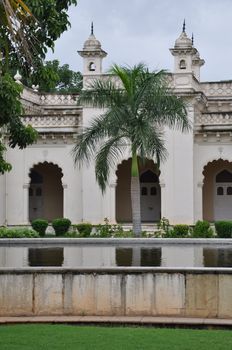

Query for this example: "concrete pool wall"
[1,267,232,318]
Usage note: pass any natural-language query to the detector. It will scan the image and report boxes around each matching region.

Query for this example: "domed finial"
[91,22,94,35]
[192,33,194,46]
[182,19,186,33]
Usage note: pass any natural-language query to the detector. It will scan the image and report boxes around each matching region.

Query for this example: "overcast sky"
[46,0,232,82]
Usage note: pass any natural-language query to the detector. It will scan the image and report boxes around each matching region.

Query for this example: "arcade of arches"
[29,162,63,222]
[116,158,161,223]
[203,159,232,222]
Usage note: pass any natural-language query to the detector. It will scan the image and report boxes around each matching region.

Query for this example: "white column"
[109,182,117,223]
[194,181,203,222]
[62,183,68,218]
[23,183,30,224]
[160,180,166,219]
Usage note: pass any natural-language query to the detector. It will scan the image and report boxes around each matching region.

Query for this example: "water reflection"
[0,244,232,268]
[204,248,232,267]
[29,248,63,266]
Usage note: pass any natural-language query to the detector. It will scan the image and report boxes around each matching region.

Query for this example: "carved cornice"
[23,114,80,130]
[195,112,232,126]
[200,81,232,97]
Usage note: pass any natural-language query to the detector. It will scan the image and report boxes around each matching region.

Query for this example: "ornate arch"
[115,157,161,179]
[202,158,232,184]
[25,160,66,185]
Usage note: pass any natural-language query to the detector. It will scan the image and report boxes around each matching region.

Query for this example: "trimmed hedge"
[52,218,71,236]
[31,219,48,237]
[0,227,39,238]
[172,224,189,237]
[75,223,92,237]
[215,221,232,238]
[192,220,214,238]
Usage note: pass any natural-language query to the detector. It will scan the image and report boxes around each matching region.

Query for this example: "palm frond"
[79,78,125,108]
[95,136,127,192]
[0,0,37,65]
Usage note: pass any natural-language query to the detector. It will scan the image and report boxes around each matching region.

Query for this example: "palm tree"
[0,0,35,67]
[73,64,190,236]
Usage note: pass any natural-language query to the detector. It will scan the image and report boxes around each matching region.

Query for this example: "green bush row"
[0,227,39,238]
[215,221,232,238]
[158,219,232,238]
[31,218,126,237]
[157,218,214,238]
[31,218,71,237]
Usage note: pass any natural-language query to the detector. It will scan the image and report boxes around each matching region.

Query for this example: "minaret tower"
[170,21,204,81]
[78,23,107,75]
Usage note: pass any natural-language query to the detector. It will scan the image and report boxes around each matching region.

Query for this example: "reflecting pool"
[1,244,232,268]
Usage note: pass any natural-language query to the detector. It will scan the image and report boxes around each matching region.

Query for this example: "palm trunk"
[131,150,141,237]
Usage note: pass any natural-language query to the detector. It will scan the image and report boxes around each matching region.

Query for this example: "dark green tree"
[0,0,78,74]
[0,0,78,173]
[73,64,190,236]
[0,73,38,173]
[27,60,82,93]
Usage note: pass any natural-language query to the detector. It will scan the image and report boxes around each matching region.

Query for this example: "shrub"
[192,220,214,238]
[215,221,232,238]
[75,223,92,237]
[52,218,71,236]
[0,227,39,238]
[172,224,189,237]
[31,219,48,237]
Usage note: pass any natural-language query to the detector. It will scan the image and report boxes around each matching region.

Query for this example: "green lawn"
[0,324,231,350]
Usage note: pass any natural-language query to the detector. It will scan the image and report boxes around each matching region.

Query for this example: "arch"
[116,158,161,223]
[89,62,96,71]
[179,59,186,69]
[140,170,159,183]
[29,162,63,222]
[26,160,66,185]
[202,159,232,221]
[216,170,232,183]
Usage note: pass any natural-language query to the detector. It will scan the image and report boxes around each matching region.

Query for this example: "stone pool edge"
[0,315,232,327]
[1,237,232,245]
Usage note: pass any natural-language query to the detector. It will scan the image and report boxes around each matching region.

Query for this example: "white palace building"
[1,26,232,227]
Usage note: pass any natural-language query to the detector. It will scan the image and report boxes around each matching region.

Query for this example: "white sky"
[46,0,232,82]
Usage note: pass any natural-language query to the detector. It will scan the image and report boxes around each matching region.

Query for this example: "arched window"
[217,187,224,196]
[141,187,147,196]
[150,187,157,196]
[30,170,43,184]
[179,59,186,69]
[216,170,232,183]
[140,170,158,183]
[227,187,232,195]
[89,62,96,71]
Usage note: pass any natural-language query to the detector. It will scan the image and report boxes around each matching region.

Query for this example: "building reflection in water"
[0,244,232,268]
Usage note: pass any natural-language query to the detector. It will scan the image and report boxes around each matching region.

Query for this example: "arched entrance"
[116,159,161,223]
[203,160,232,221]
[29,162,63,222]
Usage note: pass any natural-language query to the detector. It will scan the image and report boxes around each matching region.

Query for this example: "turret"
[78,23,107,75]
[170,21,204,81]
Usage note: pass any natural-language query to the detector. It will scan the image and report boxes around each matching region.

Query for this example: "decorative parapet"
[201,81,232,97]
[195,112,232,126]
[23,114,79,129]
[21,87,79,106]
[40,93,79,106]
[83,73,122,89]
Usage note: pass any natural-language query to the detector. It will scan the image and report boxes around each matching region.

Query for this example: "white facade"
[1,26,232,226]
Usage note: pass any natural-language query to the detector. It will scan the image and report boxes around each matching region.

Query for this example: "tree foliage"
[25,60,83,93]
[0,0,78,73]
[73,64,190,235]
[0,74,38,173]
[0,0,77,173]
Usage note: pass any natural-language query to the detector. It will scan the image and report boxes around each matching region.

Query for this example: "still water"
[1,244,232,268]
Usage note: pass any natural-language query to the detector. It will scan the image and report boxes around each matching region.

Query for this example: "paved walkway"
[0,316,232,326]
